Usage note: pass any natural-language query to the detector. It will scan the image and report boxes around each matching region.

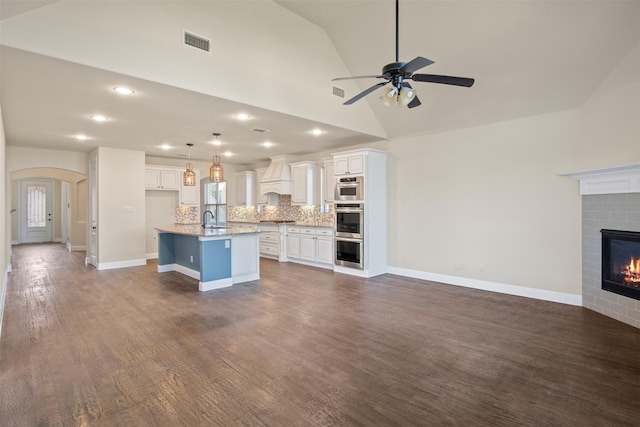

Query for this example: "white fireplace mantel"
[560,162,640,195]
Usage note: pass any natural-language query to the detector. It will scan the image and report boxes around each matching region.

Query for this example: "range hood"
[260,155,296,195]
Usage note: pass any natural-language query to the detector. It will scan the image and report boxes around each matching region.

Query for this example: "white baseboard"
[0,267,9,339]
[54,238,64,243]
[146,252,158,260]
[386,266,582,307]
[232,271,260,284]
[157,263,200,280]
[334,265,385,278]
[200,277,233,291]
[66,242,87,252]
[96,258,146,271]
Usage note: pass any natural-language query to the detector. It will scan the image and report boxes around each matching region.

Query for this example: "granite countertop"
[156,224,260,237]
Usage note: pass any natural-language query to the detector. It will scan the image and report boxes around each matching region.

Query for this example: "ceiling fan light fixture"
[398,86,416,106]
[381,87,398,107]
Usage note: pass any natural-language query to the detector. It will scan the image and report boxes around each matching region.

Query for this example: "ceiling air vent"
[252,128,269,133]
[184,31,210,52]
[332,86,345,98]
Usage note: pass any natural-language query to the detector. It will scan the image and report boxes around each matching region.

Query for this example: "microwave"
[335,176,364,201]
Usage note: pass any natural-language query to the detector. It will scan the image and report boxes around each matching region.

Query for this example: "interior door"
[89,159,98,267]
[20,179,53,243]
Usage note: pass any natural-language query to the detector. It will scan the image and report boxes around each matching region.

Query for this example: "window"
[203,181,227,227]
[27,185,47,228]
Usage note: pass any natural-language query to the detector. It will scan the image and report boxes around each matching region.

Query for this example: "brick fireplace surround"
[565,163,640,329]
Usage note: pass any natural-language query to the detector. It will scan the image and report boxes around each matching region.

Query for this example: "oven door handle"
[336,209,363,213]
[335,236,362,243]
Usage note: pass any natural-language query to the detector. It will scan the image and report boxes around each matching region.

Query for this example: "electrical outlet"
[480,264,485,272]
[225,240,230,249]
[454,262,465,270]
[190,255,193,263]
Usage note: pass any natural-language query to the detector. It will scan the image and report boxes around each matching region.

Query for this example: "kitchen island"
[155,225,260,291]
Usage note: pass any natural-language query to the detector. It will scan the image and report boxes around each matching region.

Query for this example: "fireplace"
[601,229,640,301]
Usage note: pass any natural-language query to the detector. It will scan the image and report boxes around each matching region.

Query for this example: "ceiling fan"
[333,0,474,108]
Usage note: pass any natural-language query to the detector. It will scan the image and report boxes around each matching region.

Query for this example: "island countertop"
[155,224,261,238]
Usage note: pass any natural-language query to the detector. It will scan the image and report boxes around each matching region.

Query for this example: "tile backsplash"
[175,206,200,224]
[228,195,334,225]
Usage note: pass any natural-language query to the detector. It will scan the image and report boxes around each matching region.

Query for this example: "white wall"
[7,146,87,174]
[0,104,8,337]
[145,191,177,257]
[578,39,640,169]
[95,147,146,265]
[385,110,582,295]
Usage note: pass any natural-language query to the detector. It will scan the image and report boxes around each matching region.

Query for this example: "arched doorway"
[10,168,87,252]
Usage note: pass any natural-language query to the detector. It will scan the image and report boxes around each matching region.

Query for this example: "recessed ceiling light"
[212,138,222,146]
[263,141,273,148]
[223,151,233,157]
[160,144,171,150]
[90,115,108,122]
[234,113,251,120]
[113,86,135,95]
[74,134,89,141]
[311,128,323,136]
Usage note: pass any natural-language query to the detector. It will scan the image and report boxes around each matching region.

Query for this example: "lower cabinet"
[259,225,284,261]
[286,226,333,269]
[285,228,301,259]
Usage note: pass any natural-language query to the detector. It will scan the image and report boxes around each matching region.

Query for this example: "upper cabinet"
[179,169,200,206]
[145,167,180,190]
[235,171,256,206]
[334,153,364,176]
[290,161,319,205]
[323,158,335,204]
[145,165,200,206]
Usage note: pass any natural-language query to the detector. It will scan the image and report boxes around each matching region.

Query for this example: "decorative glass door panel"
[21,180,53,243]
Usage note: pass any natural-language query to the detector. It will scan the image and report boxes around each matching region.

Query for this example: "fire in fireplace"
[601,229,640,300]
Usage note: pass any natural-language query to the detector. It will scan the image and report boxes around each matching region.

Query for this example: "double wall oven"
[335,203,364,269]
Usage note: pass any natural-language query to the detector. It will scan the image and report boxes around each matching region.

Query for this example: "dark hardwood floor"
[1,243,639,426]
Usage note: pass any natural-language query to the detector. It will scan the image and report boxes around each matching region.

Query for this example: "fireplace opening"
[601,229,640,301]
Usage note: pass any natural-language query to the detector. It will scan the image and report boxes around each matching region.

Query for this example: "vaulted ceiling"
[1,0,639,165]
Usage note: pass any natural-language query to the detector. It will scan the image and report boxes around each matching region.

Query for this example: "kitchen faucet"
[202,210,215,227]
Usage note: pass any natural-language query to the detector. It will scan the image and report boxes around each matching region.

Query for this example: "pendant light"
[183,143,196,186]
[210,133,224,182]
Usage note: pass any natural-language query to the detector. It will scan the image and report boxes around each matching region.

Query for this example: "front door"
[20,179,53,243]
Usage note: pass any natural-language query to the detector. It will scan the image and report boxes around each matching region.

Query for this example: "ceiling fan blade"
[332,75,384,81]
[411,74,475,87]
[401,82,421,108]
[400,56,434,75]
[407,95,421,109]
[344,82,389,105]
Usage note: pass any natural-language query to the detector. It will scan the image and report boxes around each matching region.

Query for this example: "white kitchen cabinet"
[235,171,256,206]
[316,229,334,265]
[179,169,200,206]
[255,167,278,206]
[286,226,333,268]
[145,167,180,190]
[333,154,364,176]
[258,224,284,260]
[300,234,316,262]
[290,161,318,205]
[285,227,301,259]
[323,159,335,204]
